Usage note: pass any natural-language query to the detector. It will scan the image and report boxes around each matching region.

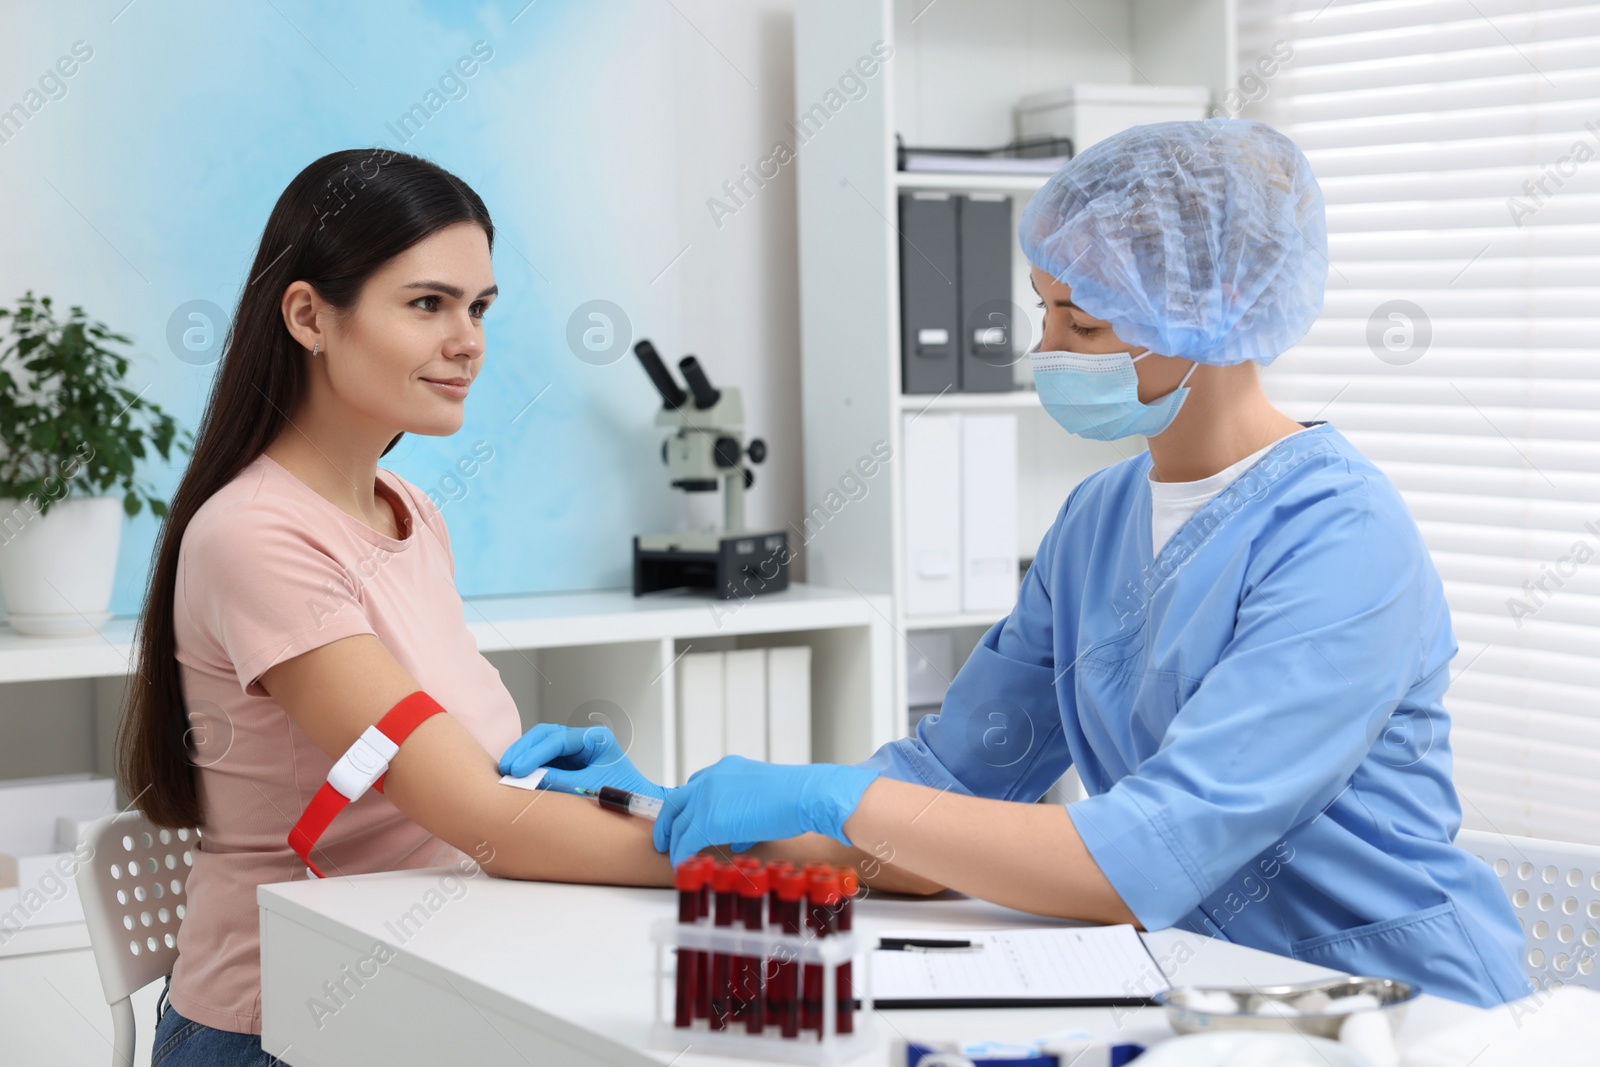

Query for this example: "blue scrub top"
[861,423,1529,1008]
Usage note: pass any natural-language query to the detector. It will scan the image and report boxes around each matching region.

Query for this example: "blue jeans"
[152,974,287,1066]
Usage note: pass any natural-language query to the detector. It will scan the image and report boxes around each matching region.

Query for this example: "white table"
[258,867,1485,1066]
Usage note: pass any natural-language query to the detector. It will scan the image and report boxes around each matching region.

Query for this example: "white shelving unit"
[0,582,891,1064]
[793,0,1234,729]
[0,582,893,793]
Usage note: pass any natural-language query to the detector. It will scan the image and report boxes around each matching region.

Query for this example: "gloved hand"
[497,723,666,800]
[651,755,878,867]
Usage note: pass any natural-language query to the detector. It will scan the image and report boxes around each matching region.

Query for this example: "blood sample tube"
[729,859,760,1018]
[770,867,807,1038]
[802,868,841,1035]
[798,862,836,1033]
[734,863,768,1032]
[765,859,794,915]
[672,861,704,1028]
[690,856,714,1021]
[762,860,794,1020]
[731,856,765,912]
[835,867,858,1034]
[730,857,764,983]
[709,862,740,1030]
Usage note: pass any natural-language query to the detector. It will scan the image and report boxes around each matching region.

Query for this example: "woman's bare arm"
[258,634,673,886]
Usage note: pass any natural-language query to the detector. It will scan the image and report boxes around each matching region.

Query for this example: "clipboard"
[871,925,1171,1010]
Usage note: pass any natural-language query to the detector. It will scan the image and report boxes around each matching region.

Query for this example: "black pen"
[878,937,982,952]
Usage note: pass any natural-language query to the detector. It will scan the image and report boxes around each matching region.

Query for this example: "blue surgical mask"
[1028,343,1198,441]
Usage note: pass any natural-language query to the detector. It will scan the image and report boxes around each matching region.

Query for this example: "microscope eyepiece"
[633,339,689,409]
[677,356,722,410]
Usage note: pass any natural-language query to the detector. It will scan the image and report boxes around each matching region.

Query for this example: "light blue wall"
[1,0,702,614]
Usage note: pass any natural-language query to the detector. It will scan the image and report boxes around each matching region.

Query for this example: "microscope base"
[632,531,790,599]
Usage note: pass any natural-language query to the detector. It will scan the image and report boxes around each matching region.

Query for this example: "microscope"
[631,339,790,599]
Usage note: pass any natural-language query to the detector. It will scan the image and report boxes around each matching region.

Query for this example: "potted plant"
[0,291,191,636]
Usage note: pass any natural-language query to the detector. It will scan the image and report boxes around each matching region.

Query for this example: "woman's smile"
[420,374,471,399]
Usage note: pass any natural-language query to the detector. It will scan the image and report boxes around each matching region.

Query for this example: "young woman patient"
[118,149,940,1066]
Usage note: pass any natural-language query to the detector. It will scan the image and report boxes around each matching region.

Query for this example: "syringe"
[571,784,662,820]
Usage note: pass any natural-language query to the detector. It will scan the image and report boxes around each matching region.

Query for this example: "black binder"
[898,192,960,394]
[957,193,1016,393]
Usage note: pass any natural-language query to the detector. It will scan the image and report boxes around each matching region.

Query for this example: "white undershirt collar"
[1147,429,1308,556]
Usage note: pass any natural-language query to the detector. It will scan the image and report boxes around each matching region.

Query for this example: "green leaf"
[123,491,138,517]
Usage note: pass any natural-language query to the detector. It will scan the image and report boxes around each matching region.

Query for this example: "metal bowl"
[1155,975,1419,1039]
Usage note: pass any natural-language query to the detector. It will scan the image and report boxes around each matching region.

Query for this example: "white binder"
[960,412,1019,612]
[902,411,962,616]
[722,648,768,760]
[676,650,725,779]
[765,646,812,764]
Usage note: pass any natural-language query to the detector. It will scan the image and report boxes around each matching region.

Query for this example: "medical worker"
[507,119,1531,1007]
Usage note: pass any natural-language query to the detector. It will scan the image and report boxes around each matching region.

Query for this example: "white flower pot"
[0,496,123,636]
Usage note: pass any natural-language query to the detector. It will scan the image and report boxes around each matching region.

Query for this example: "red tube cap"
[674,861,707,891]
[807,868,842,906]
[736,865,769,897]
[774,867,808,901]
[711,862,742,893]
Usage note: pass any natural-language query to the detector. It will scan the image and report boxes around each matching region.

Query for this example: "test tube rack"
[647,916,875,1064]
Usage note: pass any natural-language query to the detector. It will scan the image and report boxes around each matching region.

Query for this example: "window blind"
[1238,0,1600,845]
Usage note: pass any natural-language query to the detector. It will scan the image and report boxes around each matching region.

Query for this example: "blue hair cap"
[1019,118,1327,367]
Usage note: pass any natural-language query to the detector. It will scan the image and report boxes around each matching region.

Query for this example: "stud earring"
[311,342,320,357]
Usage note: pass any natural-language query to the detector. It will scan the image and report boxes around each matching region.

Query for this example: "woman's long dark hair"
[120,148,494,827]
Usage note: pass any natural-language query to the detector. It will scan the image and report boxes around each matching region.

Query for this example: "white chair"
[73,810,200,1067]
[1456,827,1600,992]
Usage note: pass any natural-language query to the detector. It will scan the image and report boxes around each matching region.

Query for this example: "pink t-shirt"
[168,452,522,1034]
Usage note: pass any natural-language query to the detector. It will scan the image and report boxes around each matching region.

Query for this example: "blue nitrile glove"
[651,755,879,867]
[497,723,667,800]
